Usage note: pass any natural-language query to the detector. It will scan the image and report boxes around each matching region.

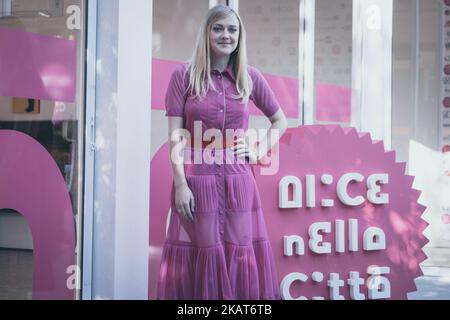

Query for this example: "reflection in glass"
[0,0,85,300]
[314,0,353,124]
[240,0,301,121]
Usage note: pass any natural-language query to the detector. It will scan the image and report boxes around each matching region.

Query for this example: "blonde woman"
[158,4,288,300]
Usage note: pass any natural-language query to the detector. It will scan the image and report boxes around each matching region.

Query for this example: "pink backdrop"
[149,144,173,300]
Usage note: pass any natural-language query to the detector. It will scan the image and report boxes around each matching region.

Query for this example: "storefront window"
[392,0,450,280]
[0,0,85,300]
[313,0,353,125]
[152,0,209,62]
[240,0,301,124]
[151,0,210,157]
[392,0,441,163]
[148,0,210,300]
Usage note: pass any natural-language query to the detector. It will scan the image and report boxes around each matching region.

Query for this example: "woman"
[158,4,288,300]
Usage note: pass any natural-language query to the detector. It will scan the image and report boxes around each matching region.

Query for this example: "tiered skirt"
[157,148,280,300]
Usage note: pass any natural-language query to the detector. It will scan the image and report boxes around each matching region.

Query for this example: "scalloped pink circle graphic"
[253,125,427,300]
[148,125,427,300]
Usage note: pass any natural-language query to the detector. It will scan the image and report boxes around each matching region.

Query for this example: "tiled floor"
[409,275,450,299]
[0,249,33,300]
[408,247,450,300]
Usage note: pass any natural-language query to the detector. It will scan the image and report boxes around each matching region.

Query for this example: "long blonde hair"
[187,5,252,103]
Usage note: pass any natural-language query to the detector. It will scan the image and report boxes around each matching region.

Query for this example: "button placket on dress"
[217,72,227,241]
[219,73,227,132]
[216,148,226,241]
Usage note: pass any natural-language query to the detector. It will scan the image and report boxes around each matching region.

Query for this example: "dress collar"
[212,63,236,81]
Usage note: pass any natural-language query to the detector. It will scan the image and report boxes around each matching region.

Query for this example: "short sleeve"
[165,64,189,117]
[249,66,281,118]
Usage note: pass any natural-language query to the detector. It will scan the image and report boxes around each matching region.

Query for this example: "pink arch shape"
[0,130,76,300]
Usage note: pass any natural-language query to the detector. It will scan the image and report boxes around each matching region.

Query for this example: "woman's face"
[209,14,240,58]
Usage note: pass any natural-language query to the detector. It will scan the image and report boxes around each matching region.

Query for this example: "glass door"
[0,0,86,300]
[312,0,354,126]
[149,0,211,300]
[239,0,302,127]
[391,0,450,292]
[305,0,393,143]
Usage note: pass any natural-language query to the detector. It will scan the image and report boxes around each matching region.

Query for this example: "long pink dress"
[157,62,280,300]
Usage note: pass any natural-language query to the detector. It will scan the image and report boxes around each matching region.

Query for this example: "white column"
[0,0,12,17]
[352,0,393,149]
[302,0,315,125]
[228,0,239,12]
[114,0,152,299]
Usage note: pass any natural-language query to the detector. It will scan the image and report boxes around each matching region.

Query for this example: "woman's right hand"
[174,183,195,221]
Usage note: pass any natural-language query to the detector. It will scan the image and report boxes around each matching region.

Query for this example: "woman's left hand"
[233,138,259,164]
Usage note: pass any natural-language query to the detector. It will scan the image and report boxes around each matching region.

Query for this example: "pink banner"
[0,28,76,102]
[316,83,352,122]
[152,59,180,113]
[152,58,300,118]
[249,72,299,118]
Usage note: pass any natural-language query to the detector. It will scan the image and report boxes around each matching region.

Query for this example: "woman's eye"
[213,27,223,32]
[229,28,237,33]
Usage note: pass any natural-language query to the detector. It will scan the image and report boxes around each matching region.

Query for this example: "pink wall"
[148,144,173,300]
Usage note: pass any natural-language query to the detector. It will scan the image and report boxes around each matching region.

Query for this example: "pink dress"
[157,62,281,300]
